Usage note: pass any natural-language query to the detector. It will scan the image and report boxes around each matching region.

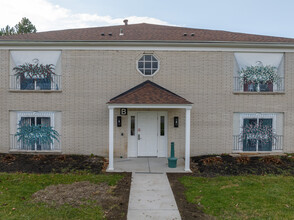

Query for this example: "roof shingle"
[108,80,192,105]
[1,23,294,43]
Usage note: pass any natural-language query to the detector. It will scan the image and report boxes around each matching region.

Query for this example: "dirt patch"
[167,173,215,220]
[32,173,131,220]
[32,181,111,207]
[191,155,294,176]
[0,154,105,174]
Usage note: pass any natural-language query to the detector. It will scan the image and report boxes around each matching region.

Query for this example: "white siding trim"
[3,45,294,52]
[185,108,191,172]
[108,104,192,109]
[239,113,277,131]
[107,108,114,171]
[2,41,294,51]
[17,111,55,127]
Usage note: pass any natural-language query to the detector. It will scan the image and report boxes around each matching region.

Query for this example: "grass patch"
[180,175,294,219]
[0,172,123,219]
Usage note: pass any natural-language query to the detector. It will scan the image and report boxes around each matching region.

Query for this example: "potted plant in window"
[13,59,56,90]
[239,63,280,92]
[15,124,59,150]
[239,122,277,151]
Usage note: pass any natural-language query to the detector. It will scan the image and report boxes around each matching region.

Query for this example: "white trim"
[9,149,61,153]
[2,41,294,51]
[108,104,192,109]
[232,150,283,153]
[240,113,277,129]
[136,53,160,77]
[107,108,114,171]
[17,111,55,127]
[2,46,294,52]
[185,109,191,172]
[157,111,168,157]
[127,111,138,157]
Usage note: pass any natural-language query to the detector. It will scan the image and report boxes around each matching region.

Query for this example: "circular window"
[137,54,159,76]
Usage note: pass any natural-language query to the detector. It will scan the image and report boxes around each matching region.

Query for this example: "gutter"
[2,41,294,53]
[1,40,294,49]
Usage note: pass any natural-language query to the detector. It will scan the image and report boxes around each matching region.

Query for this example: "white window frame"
[10,50,62,91]
[16,111,55,151]
[136,54,160,77]
[234,53,284,92]
[240,113,276,152]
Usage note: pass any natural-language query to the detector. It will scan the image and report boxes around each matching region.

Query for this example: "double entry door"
[128,111,167,157]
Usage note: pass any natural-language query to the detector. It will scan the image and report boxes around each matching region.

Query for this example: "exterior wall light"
[174,117,179,127]
[117,116,122,127]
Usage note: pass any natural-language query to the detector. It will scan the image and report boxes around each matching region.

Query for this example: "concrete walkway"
[127,173,181,220]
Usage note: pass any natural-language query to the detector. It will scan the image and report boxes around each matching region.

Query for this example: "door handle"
[138,134,141,140]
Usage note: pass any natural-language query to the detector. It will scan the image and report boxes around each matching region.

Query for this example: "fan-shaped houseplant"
[15,124,59,149]
[239,64,280,92]
[13,62,56,79]
[239,122,276,144]
[13,61,56,90]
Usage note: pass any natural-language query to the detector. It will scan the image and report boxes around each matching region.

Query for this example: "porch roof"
[108,80,192,105]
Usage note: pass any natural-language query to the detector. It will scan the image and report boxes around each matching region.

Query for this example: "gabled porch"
[106,80,193,172]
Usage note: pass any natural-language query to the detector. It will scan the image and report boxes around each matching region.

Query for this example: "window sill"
[233,92,285,95]
[232,150,283,154]
[9,149,62,154]
[9,90,62,93]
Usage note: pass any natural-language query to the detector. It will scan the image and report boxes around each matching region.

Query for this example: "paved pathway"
[127,172,181,220]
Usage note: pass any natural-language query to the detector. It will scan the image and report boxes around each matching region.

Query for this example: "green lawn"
[180,175,294,219]
[0,172,123,220]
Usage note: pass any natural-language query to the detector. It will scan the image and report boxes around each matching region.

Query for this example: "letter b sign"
[120,108,128,115]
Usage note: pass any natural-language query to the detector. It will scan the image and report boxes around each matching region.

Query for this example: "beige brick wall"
[0,49,294,157]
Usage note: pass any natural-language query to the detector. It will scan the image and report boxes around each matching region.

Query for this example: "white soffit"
[10,51,61,65]
[234,52,283,68]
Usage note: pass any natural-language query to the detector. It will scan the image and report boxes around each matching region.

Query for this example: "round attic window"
[137,54,159,76]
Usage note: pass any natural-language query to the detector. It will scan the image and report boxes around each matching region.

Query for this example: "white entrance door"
[137,112,158,156]
[128,111,168,157]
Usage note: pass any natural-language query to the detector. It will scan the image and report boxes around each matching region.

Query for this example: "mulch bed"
[0,153,105,174]
[168,154,294,219]
[191,154,294,176]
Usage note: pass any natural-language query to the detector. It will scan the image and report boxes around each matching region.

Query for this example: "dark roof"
[1,23,294,43]
[108,80,192,105]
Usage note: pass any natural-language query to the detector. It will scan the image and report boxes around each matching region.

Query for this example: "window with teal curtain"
[20,117,51,150]
[258,119,272,151]
[242,118,273,151]
[243,119,257,151]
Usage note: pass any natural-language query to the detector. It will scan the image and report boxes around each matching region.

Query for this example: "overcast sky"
[1,0,294,38]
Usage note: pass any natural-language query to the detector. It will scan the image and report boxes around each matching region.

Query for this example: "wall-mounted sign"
[120,108,128,115]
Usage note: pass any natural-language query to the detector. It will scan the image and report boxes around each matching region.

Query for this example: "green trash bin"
[168,142,177,168]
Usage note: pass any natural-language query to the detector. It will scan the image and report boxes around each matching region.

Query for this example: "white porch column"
[107,107,114,171]
[185,107,191,172]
